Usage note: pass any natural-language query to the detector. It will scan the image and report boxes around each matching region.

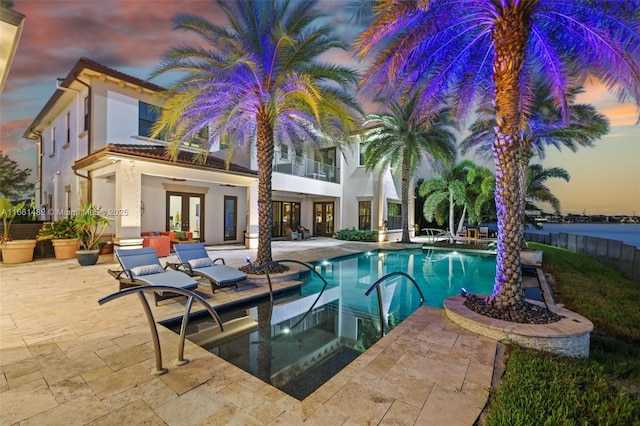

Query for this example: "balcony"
[272,151,339,183]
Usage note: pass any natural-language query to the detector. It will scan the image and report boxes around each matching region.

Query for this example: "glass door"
[314,202,334,237]
[224,196,237,241]
[167,192,203,240]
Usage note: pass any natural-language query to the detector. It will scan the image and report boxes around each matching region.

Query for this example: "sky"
[1,0,639,216]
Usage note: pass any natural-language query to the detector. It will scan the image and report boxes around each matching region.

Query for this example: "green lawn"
[482,243,640,425]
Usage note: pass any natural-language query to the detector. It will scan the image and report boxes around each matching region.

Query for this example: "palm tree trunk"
[400,152,411,243]
[489,2,531,309]
[456,205,467,236]
[517,141,532,249]
[256,110,275,266]
[448,191,456,240]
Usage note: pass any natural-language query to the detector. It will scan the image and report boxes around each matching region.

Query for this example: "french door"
[167,192,203,240]
[314,202,334,237]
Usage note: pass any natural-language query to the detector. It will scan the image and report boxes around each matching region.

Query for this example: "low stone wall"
[525,231,640,282]
[444,295,593,358]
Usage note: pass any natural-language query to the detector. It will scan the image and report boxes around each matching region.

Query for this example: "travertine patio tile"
[199,404,263,426]
[20,393,108,426]
[374,372,435,408]
[100,342,155,371]
[416,327,459,347]
[86,362,153,400]
[323,381,394,425]
[217,381,266,410]
[48,374,93,403]
[461,361,493,400]
[451,333,496,365]
[159,356,222,395]
[153,385,231,426]
[101,377,177,410]
[87,399,166,426]
[0,379,59,425]
[417,384,486,426]
[363,353,400,377]
[301,402,348,425]
[6,368,42,389]
[380,400,421,425]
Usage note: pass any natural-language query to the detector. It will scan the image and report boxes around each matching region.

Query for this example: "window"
[50,126,56,156]
[65,112,71,146]
[139,101,163,139]
[83,97,90,131]
[359,142,366,166]
[358,200,371,230]
[387,202,402,230]
[280,144,289,160]
[224,196,237,241]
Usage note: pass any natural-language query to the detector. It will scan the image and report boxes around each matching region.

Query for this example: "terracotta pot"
[52,238,79,260]
[1,239,36,264]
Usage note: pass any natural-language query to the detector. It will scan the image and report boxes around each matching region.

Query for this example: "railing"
[98,286,224,375]
[524,231,640,282]
[365,272,425,339]
[272,150,340,183]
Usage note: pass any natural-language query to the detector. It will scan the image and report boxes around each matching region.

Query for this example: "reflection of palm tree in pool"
[422,251,468,290]
[256,301,273,382]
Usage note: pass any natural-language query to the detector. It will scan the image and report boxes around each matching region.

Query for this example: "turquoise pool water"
[169,248,496,400]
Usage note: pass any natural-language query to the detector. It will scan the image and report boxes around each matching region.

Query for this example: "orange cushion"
[142,235,170,257]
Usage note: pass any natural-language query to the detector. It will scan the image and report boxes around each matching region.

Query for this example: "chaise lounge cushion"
[188,257,213,269]
[131,264,165,277]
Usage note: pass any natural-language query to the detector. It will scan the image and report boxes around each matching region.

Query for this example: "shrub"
[333,228,376,242]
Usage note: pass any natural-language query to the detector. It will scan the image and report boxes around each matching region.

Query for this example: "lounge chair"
[109,247,199,305]
[172,243,247,293]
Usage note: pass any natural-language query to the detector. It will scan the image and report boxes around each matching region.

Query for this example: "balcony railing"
[272,150,339,183]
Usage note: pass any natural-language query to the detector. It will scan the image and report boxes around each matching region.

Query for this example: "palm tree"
[356,0,640,309]
[150,0,361,266]
[360,96,456,243]
[419,160,494,239]
[461,83,609,236]
[525,164,570,228]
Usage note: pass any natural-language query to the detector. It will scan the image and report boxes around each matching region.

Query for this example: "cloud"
[8,0,218,86]
[0,119,34,153]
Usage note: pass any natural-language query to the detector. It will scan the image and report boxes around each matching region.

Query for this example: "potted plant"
[0,197,36,264]
[74,201,110,266]
[37,218,79,259]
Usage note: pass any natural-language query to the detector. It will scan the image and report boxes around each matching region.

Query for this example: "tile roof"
[108,144,257,176]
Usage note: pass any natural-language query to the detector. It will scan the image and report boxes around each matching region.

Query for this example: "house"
[24,58,413,251]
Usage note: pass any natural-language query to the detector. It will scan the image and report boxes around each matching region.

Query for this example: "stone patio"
[1,238,497,425]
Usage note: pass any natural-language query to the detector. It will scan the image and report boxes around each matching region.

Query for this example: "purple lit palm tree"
[462,83,609,236]
[360,96,457,243]
[357,0,640,309]
[151,0,361,266]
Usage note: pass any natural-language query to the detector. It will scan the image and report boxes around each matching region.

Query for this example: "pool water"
[167,248,496,400]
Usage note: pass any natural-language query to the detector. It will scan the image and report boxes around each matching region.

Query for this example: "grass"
[482,243,640,426]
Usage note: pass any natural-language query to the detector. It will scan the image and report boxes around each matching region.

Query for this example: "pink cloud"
[0,119,34,153]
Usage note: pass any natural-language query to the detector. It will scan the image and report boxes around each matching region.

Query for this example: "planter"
[521,249,543,265]
[52,238,79,260]
[1,239,36,264]
[76,249,100,266]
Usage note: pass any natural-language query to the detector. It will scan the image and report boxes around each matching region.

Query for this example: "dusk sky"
[1,0,638,216]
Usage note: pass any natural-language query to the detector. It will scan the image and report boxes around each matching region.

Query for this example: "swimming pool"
[166,248,496,400]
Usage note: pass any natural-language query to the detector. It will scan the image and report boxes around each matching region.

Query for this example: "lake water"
[525,223,640,248]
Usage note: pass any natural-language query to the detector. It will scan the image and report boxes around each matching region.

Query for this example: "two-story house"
[24,58,413,250]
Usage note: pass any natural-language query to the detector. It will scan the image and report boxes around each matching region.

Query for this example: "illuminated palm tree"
[461,84,609,235]
[151,0,361,266]
[357,0,640,309]
[360,96,456,243]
